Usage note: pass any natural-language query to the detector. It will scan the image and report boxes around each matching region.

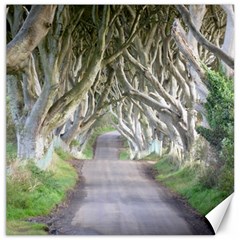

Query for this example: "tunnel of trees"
[6,5,234,194]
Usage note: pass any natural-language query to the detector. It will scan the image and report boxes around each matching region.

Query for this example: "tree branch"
[171,19,206,80]
[176,5,234,69]
[7,5,57,74]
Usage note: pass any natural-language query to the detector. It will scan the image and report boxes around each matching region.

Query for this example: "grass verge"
[119,135,130,160]
[119,149,130,160]
[82,125,116,159]
[6,220,48,235]
[6,142,17,164]
[148,154,228,215]
[6,148,78,235]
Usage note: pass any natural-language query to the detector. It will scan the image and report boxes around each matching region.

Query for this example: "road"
[49,131,213,235]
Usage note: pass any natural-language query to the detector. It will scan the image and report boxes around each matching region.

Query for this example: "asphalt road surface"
[49,131,213,235]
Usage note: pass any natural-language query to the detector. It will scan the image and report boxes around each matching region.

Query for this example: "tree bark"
[42,6,111,135]
[176,5,234,69]
[17,129,45,160]
[7,5,57,73]
[220,5,234,77]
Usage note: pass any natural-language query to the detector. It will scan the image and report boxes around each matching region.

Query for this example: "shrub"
[218,167,234,195]
[7,151,77,221]
[6,142,17,164]
[70,139,80,148]
[197,70,234,194]
[198,166,219,189]
[55,147,71,160]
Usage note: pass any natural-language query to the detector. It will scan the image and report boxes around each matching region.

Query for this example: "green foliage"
[82,147,94,159]
[198,167,219,189]
[221,129,234,168]
[82,125,116,159]
[55,147,71,160]
[197,70,233,148]
[154,154,178,173]
[120,135,129,148]
[6,150,77,234]
[119,136,130,160]
[183,184,226,216]
[154,155,227,215]
[119,149,130,160]
[219,126,234,195]
[218,167,234,195]
[7,220,48,235]
[70,139,80,148]
[206,70,233,133]
[81,112,116,159]
[197,70,234,195]
[6,142,17,164]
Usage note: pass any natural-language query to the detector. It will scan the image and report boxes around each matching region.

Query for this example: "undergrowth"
[197,70,234,195]
[6,149,77,235]
[119,135,130,160]
[6,142,17,164]
[119,149,130,160]
[82,125,116,159]
[147,154,227,216]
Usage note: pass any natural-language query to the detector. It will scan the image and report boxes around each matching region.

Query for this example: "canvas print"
[6,4,234,235]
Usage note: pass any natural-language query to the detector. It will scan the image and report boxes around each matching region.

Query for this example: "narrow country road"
[49,131,213,235]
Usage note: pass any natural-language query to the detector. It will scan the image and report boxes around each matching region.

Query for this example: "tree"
[7,5,111,159]
[176,5,234,70]
[6,5,233,167]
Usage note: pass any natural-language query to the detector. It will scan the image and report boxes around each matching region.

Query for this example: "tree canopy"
[6,5,234,167]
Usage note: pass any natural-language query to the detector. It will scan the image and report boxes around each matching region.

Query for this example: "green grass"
[147,154,228,215]
[6,142,17,164]
[82,147,94,159]
[119,135,130,160]
[55,147,72,161]
[82,125,116,159]
[7,220,48,235]
[120,135,129,148]
[6,149,78,235]
[119,149,130,160]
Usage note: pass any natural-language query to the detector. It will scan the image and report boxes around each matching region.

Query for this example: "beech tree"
[7,5,112,159]
[7,5,150,160]
[6,5,234,165]
[109,5,234,162]
[60,66,115,147]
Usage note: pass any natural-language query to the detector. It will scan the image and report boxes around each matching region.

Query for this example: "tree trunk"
[158,132,164,157]
[176,5,234,69]
[7,5,57,74]
[168,141,182,166]
[221,5,234,77]
[17,129,45,160]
